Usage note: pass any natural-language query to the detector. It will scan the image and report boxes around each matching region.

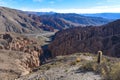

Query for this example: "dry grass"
[79,55,120,80]
[105,62,120,80]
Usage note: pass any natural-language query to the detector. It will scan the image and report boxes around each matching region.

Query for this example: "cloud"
[21,5,120,13]
[0,0,18,6]
[0,0,5,5]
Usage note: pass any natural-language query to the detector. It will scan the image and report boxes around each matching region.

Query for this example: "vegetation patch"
[78,55,120,80]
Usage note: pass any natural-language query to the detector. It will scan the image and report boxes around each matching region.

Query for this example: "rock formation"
[49,19,120,57]
[0,33,43,79]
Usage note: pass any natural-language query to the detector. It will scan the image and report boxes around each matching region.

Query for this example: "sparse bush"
[70,61,77,66]
[80,61,97,71]
[39,64,51,70]
[105,62,120,80]
[39,77,45,80]
[46,65,51,70]
[82,53,91,56]
[64,69,68,72]
[75,53,82,56]
[76,57,81,62]
[70,57,81,66]
[79,57,120,80]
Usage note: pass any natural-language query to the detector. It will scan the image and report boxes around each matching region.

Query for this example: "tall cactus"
[97,51,102,64]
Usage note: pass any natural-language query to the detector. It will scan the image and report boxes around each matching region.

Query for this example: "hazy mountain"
[52,13,112,25]
[25,11,56,16]
[83,13,120,19]
[29,14,79,30]
[0,7,112,33]
[49,19,120,57]
[32,13,112,30]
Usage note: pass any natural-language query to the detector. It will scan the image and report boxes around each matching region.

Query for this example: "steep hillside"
[49,19,120,57]
[28,14,78,30]
[0,7,43,33]
[29,13,112,30]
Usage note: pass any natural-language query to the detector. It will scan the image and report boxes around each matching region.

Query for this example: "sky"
[0,0,120,13]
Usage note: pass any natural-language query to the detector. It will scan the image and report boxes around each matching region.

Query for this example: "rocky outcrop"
[0,33,43,79]
[49,19,120,57]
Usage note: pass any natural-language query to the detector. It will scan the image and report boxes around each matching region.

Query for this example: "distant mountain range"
[83,13,120,19]
[25,11,55,16]
[0,6,114,33]
[29,13,112,30]
[26,11,120,19]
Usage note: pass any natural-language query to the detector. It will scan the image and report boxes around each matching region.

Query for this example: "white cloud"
[0,0,18,6]
[0,0,5,5]
[21,5,120,13]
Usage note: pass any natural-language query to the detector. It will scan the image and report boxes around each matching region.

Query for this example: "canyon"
[0,6,120,80]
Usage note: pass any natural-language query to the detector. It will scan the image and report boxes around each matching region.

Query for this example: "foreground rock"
[16,53,102,80]
[0,33,43,80]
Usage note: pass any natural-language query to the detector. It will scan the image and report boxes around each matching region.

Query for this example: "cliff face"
[49,19,120,57]
[0,33,43,79]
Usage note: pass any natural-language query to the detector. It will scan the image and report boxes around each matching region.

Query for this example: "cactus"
[97,51,102,64]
